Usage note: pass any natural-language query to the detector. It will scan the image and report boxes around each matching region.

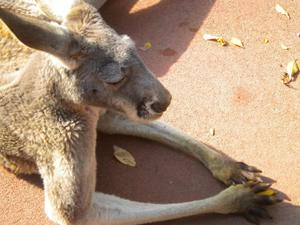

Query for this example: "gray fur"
[0,1,280,225]
[0,1,172,224]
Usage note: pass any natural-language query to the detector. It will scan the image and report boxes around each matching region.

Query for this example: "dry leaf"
[139,41,152,51]
[282,60,299,85]
[230,37,244,48]
[287,60,299,80]
[203,33,222,41]
[113,145,136,167]
[280,43,289,50]
[263,38,269,44]
[203,34,227,46]
[257,189,275,196]
[281,73,291,84]
[217,37,227,46]
[209,128,215,136]
[275,4,290,19]
[144,42,152,49]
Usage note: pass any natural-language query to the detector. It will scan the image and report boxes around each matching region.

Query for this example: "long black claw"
[275,196,284,203]
[254,195,283,205]
[253,183,272,193]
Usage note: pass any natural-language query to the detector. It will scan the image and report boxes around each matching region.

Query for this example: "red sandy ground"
[1,0,300,224]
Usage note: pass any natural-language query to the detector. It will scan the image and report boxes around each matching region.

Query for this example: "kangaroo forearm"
[137,121,220,169]
[98,112,221,170]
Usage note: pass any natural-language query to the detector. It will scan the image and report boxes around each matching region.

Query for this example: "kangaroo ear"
[0,8,80,58]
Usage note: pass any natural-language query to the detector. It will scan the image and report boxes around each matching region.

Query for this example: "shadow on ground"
[18,133,299,225]
[101,0,214,77]
[96,133,299,225]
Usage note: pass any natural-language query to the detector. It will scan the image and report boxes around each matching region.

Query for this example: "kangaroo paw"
[218,182,282,224]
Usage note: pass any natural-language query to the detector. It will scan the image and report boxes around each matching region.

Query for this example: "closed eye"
[107,66,131,85]
[107,75,127,85]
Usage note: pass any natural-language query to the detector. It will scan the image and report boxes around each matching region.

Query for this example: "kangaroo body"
[0,1,280,225]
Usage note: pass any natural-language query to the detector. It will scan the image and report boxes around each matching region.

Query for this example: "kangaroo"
[0,1,281,225]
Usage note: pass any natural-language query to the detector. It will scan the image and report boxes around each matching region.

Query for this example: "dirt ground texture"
[1,0,300,224]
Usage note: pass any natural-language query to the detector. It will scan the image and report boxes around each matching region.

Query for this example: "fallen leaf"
[281,73,291,84]
[209,128,215,136]
[287,60,299,81]
[139,41,152,51]
[280,43,289,50]
[275,4,290,19]
[203,33,221,41]
[230,37,244,48]
[217,37,227,46]
[263,38,269,44]
[281,60,299,85]
[203,34,227,46]
[113,145,136,167]
[257,189,275,196]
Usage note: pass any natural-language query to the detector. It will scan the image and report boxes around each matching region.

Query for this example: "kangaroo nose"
[151,102,167,113]
[151,94,172,113]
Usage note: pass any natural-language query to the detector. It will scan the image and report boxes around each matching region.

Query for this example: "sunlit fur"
[0,1,279,225]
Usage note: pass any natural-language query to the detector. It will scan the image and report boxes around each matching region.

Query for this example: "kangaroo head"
[0,2,171,122]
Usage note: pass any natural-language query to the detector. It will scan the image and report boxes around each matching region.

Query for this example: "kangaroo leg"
[38,149,280,225]
[37,149,97,225]
[87,182,281,225]
[56,178,281,225]
[98,111,262,186]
